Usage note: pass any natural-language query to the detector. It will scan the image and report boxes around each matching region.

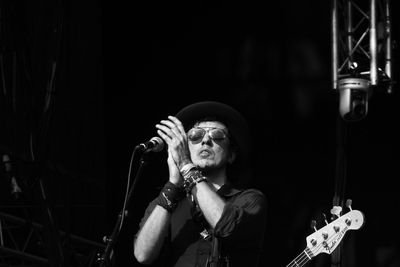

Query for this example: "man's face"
[187,121,233,171]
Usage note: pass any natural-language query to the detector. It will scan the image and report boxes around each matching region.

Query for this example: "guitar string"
[289,231,344,267]
[293,234,338,267]
[287,250,308,267]
[287,248,311,267]
[287,231,343,267]
[287,213,360,267]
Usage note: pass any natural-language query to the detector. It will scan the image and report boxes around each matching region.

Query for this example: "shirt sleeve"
[213,189,267,247]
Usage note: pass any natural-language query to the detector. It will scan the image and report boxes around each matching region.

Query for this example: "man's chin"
[195,161,225,174]
[194,161,215,171]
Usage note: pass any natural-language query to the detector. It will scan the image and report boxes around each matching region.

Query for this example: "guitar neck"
[286,248,313,267]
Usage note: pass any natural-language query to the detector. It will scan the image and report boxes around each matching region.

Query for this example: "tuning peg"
[322,213,329,225]
[345,199,353,210]
[330,206,342,218]
[310,220,317,232]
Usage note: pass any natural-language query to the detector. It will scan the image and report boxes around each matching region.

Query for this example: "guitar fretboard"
[286,247,314,267]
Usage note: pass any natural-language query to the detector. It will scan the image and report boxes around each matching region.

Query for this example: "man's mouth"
[199,149,212,157]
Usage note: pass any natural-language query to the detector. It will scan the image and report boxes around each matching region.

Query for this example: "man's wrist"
[156,181,185,212]
[179,162,196,177]
[182,169,207,194]
[178,156,192,169]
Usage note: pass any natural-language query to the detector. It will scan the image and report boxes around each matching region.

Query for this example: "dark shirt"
[136,183,267,267]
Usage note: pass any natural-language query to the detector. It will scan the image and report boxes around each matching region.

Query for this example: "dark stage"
[0,0,399,266]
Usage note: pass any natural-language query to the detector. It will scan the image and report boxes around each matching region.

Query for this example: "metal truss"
[0,211,104,267]
[330,1,395,266]
[331,0,395,121]
[332,0,393,89]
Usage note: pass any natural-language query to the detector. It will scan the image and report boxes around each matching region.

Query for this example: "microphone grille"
[150,136,164,152]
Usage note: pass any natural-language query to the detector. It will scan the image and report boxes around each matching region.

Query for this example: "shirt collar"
[216,183,242,197]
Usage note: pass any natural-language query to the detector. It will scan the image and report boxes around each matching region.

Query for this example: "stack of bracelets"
[156,162,207,213]
[180,163,207,194]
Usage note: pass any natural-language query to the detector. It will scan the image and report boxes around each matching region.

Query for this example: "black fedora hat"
[175,101,252,183]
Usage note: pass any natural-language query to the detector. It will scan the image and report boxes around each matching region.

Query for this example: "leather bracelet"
[156,181,185,212]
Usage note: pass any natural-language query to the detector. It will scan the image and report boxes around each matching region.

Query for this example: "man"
[134,101,267,267]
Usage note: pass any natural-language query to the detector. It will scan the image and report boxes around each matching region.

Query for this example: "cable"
[118,146,141,231]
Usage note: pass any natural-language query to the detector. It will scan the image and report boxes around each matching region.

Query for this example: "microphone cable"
[118,145,141,231]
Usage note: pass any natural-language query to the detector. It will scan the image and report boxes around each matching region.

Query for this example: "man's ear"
[228,150,236,164]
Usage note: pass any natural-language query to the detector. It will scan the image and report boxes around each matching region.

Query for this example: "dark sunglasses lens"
[209,129,226,140]
[188,128,205,142]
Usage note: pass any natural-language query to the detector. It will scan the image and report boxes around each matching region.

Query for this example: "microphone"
[137,137,164,152]
[2,154,22,199]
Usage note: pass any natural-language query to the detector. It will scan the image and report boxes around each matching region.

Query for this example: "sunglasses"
[187,127,228,143]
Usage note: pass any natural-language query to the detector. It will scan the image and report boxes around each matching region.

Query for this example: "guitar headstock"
[305,209,364,257]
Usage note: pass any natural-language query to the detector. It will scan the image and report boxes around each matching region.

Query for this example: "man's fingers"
[156,129,171,143]
[159,119,181,138]
[168,116,186,136]
[156,123,176,139]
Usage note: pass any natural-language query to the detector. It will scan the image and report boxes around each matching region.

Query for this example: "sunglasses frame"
[187,127,228,143]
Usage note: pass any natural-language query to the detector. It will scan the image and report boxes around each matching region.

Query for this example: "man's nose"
[201,133,213,145]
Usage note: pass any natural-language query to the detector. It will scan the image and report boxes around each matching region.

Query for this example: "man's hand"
[156,116,192,182]
[167,150,181,185]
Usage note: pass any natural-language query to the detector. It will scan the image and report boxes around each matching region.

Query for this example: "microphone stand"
[97,146,149,267]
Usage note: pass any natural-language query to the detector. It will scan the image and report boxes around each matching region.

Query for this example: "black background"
[0,0,399,266]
